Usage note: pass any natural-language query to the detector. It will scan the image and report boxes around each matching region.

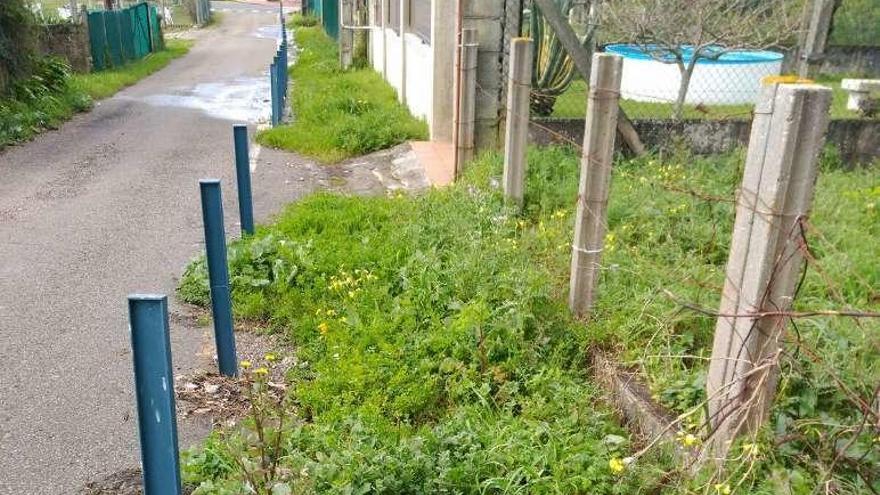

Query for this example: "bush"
[0,57,91,147]
[0,0,38,94]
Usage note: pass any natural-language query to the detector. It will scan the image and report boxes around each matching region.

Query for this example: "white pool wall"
[607,45,784,105]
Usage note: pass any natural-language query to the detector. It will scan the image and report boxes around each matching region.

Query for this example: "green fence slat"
[149,5,163,51]
[104,11,123,67]
[87,12,108,71]
[322,0,338,39]
[121,10,135,62]
[87,2,164,72]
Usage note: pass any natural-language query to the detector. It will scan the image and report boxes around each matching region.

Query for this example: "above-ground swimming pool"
[604,44,784,105]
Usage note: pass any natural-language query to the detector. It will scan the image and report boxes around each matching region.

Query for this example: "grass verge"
[256,23,427,163]
[180,145,877,493]
[70,39,192,99]
[0,39,191,149]
[550,76,862,120]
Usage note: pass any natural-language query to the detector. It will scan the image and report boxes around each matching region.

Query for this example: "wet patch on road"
[253,25,293,42]
[133,76,272,123]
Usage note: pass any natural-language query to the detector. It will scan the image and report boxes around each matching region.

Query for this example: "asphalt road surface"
[0,3,303,492]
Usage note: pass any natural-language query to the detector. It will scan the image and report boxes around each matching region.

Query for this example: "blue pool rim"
[604,44,784,65]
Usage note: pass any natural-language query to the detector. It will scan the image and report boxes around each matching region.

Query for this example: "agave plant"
[528,0,597,116]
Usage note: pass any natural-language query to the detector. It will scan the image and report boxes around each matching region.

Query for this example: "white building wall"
[368,0,452,140]
[383,29,404,97]
[403,33,433,121]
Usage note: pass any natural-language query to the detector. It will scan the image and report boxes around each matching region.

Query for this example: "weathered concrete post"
[454,28,478,177]
[339,0,354,69]
[429,0,456,141]
[568,53,623,318]
[398,0,408,104]
[798,0,836,78]
[705,83,831,462]
[502,37,534,208]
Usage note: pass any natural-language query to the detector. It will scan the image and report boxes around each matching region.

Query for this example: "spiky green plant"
[528,0,596,116]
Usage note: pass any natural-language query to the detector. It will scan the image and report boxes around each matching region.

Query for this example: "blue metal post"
[274,54,283,121]
[270,62,279,127]
[281,42,288,99]
[199,180,238,376]
[233,125,255,236]
[127,295,183,495]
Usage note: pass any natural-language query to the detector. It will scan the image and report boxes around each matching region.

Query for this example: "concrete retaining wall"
[530,117,880,165]
[819,45,880,77]
[779,45,880,78]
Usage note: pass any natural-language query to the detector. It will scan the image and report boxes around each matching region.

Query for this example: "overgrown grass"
[70,39,192,99]
[0,39,191,148]
[550,77,863,120]
[180,144,878,493]
[257,24,427,163]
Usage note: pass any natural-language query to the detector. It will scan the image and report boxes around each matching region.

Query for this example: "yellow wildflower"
[681,433,698,447]
[240,360,252,369]
[318,322,329,335]
[253,367,269,376]
[264,353,278,362]
[714,483,731,494]
[609,457,625,474]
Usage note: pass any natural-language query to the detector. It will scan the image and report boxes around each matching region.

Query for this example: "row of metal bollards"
[271,8,289,127]
[127,125,255,494]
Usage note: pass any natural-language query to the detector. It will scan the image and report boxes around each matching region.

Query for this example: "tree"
[603,0,804,119]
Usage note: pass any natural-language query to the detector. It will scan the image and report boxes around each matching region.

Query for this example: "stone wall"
[37,22,92,73]
[529,117,880,166]
[820,45,880,77]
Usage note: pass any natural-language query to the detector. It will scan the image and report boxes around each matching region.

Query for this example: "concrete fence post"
[199,180,238,377]
[502,37,534,209]
[398,0,408,104]
[568,53,623,318]
[127,295,183,495]
[339,0,354,69]
[454,28,478,178]
[798,0,835,78]
[705,83,832,462]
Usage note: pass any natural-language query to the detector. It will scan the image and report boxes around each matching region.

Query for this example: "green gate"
[321,0,338,39]
[87,2,162,71]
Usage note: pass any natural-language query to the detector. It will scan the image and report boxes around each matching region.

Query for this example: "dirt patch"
[176,330,293,426]
[78,468,197,495]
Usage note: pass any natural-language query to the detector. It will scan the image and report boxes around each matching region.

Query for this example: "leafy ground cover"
[256,20,428,163]
[0,39,191,148]
[550,76,862,120]
[179,146,878,493]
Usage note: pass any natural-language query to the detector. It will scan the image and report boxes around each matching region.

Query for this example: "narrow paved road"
[0,4,304,492]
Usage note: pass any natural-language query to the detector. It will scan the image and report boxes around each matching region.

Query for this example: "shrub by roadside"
[0,39,191,149]
[256,22,427,163]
